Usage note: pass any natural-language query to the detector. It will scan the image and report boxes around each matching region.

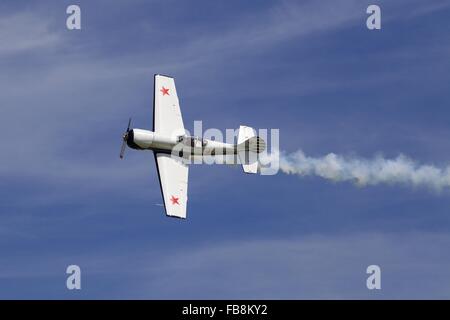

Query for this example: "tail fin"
[237,125,266,174]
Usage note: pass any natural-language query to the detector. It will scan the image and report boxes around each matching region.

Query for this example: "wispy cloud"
[3,232,449,299]
[140,232,450,299]
[0,0,450,299]
[0,12,61,55]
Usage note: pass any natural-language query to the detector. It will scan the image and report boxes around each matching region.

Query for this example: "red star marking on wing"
[160,86,170,96]
[170,195,179,205]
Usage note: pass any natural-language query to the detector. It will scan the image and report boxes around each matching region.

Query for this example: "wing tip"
[165,213,187,220]
[154,73,174,79]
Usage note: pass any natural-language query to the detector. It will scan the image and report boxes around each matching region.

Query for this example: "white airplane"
[120,74,265,219]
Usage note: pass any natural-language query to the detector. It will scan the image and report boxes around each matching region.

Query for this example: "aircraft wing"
[154,153,188,219]
[153,74,185,137]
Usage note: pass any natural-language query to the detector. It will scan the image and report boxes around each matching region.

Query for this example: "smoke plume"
[265,150,450,191]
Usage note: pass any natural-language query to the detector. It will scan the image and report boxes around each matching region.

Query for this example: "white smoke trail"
[263,150,450,191]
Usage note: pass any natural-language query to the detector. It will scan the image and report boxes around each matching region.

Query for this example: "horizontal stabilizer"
[237,125,265,174]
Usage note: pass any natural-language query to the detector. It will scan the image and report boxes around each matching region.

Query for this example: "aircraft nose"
[126,129,134,146]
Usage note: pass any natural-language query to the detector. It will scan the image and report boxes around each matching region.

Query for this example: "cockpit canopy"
[177,135,208,148]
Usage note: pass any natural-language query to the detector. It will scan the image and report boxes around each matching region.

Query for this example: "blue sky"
[1,0,450,299]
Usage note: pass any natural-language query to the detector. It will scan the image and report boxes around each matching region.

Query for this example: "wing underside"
[154,153,188,219]
[153,74,185,138]
[152,74,188,219]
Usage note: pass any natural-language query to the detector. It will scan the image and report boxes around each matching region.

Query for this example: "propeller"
[119,118,132,159]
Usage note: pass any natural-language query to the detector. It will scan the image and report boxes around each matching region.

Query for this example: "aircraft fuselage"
[126,128,237,157]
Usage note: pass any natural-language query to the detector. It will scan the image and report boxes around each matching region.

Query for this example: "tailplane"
[237,125,266,174]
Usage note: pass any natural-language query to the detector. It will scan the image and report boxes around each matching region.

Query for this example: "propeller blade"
[120,118,132,159]
[127,118,132,131]
[119,137,127,159]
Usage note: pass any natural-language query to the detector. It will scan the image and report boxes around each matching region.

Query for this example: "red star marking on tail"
[160,86,170,96]
[170,195,179,205]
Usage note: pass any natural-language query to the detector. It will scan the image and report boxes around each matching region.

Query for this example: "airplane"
[119,74,266,219]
